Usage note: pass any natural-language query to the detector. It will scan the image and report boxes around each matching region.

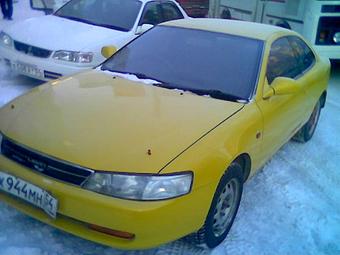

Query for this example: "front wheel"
[193,162,243,248]
[293,100,321,143]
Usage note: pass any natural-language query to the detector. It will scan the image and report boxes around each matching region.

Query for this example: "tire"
[192,162,243,248]
[293,100,321,143]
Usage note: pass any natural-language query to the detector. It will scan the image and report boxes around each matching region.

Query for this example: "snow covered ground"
[1,1,340,255]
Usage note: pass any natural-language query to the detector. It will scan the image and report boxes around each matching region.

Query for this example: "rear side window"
[288,36,316,73]
[266,37,301,84]
[161,2,184,22]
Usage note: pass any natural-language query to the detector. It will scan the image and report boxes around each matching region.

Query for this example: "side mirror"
[101,46,118,59]
[264,77,300,98]
[30,0,54,14]
[135,24,154,35]
[272,77,300,95]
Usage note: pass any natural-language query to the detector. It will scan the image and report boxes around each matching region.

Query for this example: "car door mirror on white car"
[135,24,154,35]
[271,77,300,96]
[101,46,118,59]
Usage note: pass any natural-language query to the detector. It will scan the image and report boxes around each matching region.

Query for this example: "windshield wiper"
[55,15,128,31]
[155,85,246,102]
[101,69,157,80]
[56,15,96,25]
[100,69,245,102]
[192,89,247,102]
[128,72,160,81]
[94,23,128,32]
[100,69,165,83]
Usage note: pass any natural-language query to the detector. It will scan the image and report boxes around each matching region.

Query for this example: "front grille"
[1,137,93,186]
[14,41,52,58]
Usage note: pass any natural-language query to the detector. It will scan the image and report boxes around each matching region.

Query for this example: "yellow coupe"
[0,19,330,249]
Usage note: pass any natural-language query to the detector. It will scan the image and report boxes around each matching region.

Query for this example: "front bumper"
[0,45,93,81]
[0,153,213,249]
[315,45,340,61]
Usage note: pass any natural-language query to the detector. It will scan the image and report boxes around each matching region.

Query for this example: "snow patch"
[101,70,161,85]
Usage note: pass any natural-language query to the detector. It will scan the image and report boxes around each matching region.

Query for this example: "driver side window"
[161,2,184,22]
[140,2,162,26]
[266,37,301,84]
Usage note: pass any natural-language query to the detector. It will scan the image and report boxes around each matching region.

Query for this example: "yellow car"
[0,19,330,249]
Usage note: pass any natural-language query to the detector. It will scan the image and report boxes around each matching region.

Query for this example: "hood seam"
[158,104,245,174]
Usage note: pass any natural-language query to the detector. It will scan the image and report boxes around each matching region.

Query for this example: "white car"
[0,0,188,80]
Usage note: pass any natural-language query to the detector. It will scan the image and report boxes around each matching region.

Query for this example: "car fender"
[159,103,263,227]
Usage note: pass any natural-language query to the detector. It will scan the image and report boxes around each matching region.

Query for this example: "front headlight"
[333,32,340,44]
[0,31,13,47]
[53,50,93,63]
[83,171,193,201]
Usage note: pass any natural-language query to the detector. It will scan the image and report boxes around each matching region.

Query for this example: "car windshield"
[55,0,142,32]
[102,26,264,102]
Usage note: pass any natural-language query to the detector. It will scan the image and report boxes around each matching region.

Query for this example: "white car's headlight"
[53,50,93,63]
[0,31,13,47]
[83,171,193,201]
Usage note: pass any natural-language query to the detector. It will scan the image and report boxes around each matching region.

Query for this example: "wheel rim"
[212,178,240,237]
[306,103,320,137]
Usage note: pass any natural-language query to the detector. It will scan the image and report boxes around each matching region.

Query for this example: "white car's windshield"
[102,26,264,102]
[55,0,142,32]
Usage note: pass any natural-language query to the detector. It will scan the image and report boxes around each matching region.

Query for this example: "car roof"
[161,18,293,40]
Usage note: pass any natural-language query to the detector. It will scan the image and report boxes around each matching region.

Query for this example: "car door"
[256,36,309,160]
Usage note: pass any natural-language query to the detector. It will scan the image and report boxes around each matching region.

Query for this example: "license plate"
[12,61,43,78]
[0,171,58,219]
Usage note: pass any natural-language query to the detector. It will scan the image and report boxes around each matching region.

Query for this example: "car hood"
[0,70,243,173]
[5,15,129,51]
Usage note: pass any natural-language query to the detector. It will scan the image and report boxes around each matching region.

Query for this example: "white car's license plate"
[0,171,58,218]
[12,61,43,78]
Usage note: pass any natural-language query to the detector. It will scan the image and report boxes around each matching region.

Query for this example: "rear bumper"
[0,45,93,81]
[0,154,212,249]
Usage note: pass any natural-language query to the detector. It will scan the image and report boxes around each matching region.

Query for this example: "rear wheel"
[293,100,321,143]
[192,162,243,248]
